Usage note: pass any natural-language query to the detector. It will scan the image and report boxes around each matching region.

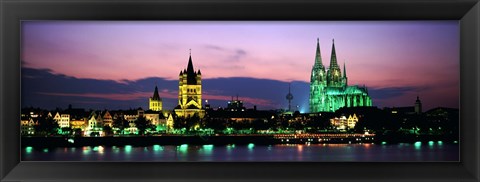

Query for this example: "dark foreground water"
[22,142,458,162]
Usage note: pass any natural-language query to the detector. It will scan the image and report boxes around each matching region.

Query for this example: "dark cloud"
[22,67,450,112]
[21,67,179,110]
[231,49,247,62]
[204,44,225,51]
[203,44,247,62]
[368,86,418,99]
[203,77,308,110]
[21,67,302,110]
[21,60,29,66]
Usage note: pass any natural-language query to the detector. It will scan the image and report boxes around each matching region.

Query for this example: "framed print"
[1,0,479,181]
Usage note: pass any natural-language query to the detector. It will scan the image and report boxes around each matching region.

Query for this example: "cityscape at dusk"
[21,21,459,111]
[20,21,459,162]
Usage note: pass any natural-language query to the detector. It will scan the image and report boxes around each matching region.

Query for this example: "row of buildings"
[21,105,174,136]
[20,94,431,136]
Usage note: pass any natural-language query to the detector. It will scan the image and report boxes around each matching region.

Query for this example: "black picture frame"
[1,0,479,181]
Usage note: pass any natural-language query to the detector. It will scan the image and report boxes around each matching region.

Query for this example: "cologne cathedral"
[309,38,372,113]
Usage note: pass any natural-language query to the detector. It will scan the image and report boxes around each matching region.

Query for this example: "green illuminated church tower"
[309,38,372,113]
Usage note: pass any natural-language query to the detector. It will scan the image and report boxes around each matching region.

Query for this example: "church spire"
[186,50,197,84]
[329,39,339,69]
[314,38,324,68]
[343,61,347,78]
[187,51,194,75]
[152,85,160,100]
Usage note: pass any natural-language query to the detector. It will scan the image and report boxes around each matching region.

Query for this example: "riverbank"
[21,134,458,148]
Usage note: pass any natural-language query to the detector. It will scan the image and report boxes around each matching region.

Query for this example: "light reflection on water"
[22,143,458,162]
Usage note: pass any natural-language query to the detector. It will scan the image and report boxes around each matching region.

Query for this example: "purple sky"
[21,21,459,111]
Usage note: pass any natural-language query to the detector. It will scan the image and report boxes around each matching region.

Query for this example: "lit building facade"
[21,118,35,135]
[70,118,86,130]
[309,38,373,113]
[53,112,70,128]
[149,86,163,111]
[86,112,102,136]
[330,114,359,130]
[347,113,359,129]
[166,113,174,132]
[174,52,205,118]
[103,111,113,127]
[96,113,104,127]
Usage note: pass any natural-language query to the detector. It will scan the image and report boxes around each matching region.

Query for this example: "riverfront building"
[309,38,373,113]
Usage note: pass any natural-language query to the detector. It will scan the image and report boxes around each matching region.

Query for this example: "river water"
[22,142,458,162]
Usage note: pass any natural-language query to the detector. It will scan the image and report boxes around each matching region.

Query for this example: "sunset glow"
[21,21,459,111]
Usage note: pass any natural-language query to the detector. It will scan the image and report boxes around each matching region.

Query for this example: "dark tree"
[251,119,270,131]
[203,118,226,133]
[112,116,129,135]
[73,128,83,137]
[186,114,201,131]
[60,127,72,135]
[289,121,305,131]
[103,125,113,136]
[173,117,186,130]
[134,116,150,135]
[34,116,59,136]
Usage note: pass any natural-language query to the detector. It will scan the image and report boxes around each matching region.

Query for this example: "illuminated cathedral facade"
[309,38,372,113]
[174,52,205,118]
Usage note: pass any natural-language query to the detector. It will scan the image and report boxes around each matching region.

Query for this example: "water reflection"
[247,143,255,150]
[178,144,188,154]
[297,145,303,152]
[202,144,214,155]
[92,146,105,154]
[153,145,163,152]
[25,146,33,154]
[414,141,422,150]
[124,145,132,154]
[22,143,459,162]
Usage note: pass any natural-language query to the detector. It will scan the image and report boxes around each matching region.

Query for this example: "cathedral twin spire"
[314,38,324,70]
[329,39,339,70]
[309,38,372,113]
[314,38,347,78]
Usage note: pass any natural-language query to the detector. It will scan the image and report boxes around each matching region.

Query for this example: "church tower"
[174,50,204,118]
[309,38,327,113]
[326,39,343,88]
[149,85,162,111]
[414,96,422,114]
